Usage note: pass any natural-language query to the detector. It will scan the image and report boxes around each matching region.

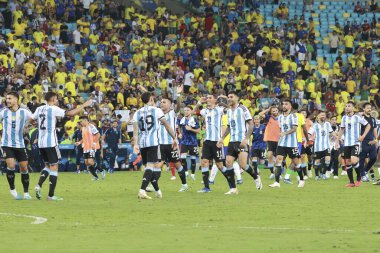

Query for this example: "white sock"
[284,173,291,180]
[233,162,241,180]
[378,167,380,176]
[209,165,218,181]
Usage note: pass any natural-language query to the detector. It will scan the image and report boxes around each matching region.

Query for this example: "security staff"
[359,103,378,182]
[102,120,122,173]
[73,122,83,173]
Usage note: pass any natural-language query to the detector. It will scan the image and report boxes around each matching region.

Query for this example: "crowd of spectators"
[0,0,378,170]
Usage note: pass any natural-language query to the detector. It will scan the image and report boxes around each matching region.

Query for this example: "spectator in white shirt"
[91,86,104,104]
[73,26,82,51]
[183,68,194,94]
[329,31,340,54]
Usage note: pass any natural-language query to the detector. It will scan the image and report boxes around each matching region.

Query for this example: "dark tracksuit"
[104,127,121,170]
[359,115,377,178]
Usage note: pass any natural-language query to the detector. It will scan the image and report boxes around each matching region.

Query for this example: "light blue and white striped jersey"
[340,114,368,146]
[278,113,298,148]
[133,105,165,148]
[308,121,333,152]
[227,105,253,142]
[329,124,340,150]
[200,106,224,142]
[32,105,66,148]
[0,107,32,148]
[159,110,176,145]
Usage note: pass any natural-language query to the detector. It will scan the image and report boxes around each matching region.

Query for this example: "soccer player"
[259,106,280,180]
[300,109,314,178]
[208,111,243,185]
[76,116,105,181]
[158,96,189,192]
[218,91,262,194]
[336,101,371,187]
[195,94,229,193]
[358,103,378,182]
[133,92,178,199]
[0,91,33,199]
[33,92,92,201]
[283,103,309,184]
[250,115,266,177]
[179,105,200,183]
[329,115,341,179]
[269,99,305,188]
[308,111,336,180]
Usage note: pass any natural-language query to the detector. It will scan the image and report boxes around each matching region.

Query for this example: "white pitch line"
[239,226,355,233]
[0,212,48,225]
[53,222,356,233]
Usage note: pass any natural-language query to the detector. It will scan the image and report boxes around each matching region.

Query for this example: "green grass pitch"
[0,170,379,253]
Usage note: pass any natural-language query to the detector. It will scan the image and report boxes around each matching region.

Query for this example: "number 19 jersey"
[133,105,164,148]
[32,105,66,148]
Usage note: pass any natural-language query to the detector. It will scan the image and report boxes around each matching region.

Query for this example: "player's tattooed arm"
[133,121,139,148]
[217,126,230,148]
[174,95,182,113]
[280,125,297,137]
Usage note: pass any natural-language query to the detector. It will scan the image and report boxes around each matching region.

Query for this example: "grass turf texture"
[0,171,379,253]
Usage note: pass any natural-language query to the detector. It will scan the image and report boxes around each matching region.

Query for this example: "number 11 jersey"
[32,105,66,148]
[133,105,165,148]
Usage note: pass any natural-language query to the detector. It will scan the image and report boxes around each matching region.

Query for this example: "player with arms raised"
[33,92,92,200]
[158,95,189,192]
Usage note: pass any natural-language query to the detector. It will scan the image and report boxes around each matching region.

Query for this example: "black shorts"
[343,145,360,159]
[345,47,353,54]
[276,146,299,159]
[140,146,161,165]
[301,146,313,156]
[83,150,96,160]
[314,149,331,160]
[226,142,249,159]
[267,141,278,154]
[40,146,61,165]
[181,144,199,157]
[1,147,28,162]
[251,148,265,159]
[201,140,224,162]
[160,144,180,163]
